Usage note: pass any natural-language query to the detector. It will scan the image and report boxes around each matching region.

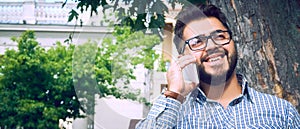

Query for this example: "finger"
[177,54,196,69]
[166,61,185,85]
[168,60,184,79]
[177,54,184,58]
[169,58,183,72]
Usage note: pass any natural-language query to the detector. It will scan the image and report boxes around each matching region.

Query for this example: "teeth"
[208,56,221,62]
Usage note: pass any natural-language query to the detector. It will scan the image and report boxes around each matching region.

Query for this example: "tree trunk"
[207,0,300,112]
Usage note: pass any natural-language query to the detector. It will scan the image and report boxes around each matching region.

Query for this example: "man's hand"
[166,54,198,97]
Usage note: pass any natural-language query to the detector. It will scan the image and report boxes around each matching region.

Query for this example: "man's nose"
[205,38,218,50]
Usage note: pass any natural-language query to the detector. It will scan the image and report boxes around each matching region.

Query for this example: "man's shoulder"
[248,87,291,106]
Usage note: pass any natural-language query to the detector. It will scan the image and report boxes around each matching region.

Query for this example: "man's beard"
[197,48,238,85]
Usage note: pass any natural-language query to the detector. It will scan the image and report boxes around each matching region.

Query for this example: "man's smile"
[201,51,227,66]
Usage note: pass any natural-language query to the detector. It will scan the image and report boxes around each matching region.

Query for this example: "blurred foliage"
[0,27,160,128]
[0,31,80,128]
[73,26,160,115]
[157,57,170,72]
[64,0,206,37]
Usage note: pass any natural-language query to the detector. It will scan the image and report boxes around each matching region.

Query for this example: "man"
[136,4,300,128]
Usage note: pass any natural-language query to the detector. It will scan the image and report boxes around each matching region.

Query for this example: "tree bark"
[207,0,300,112]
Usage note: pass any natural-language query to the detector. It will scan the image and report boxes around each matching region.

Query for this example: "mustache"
[200,49,228,62]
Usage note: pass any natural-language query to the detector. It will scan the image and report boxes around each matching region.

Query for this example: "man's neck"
[199,73,242,108]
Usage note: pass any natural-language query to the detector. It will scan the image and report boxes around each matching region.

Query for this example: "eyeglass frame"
[182,29,232,53]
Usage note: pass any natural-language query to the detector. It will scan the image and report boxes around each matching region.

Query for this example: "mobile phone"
[178,44,199,84]
[182,62,199,84]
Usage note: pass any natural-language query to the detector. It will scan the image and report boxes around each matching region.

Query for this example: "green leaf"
[133,13,147,31]
[68,9,79,22]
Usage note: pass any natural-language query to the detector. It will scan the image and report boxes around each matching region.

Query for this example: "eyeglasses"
[185,30,232,51]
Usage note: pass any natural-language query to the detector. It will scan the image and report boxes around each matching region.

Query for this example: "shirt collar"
[189,74,253,104]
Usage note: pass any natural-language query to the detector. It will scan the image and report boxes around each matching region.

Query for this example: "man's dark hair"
[173,4,231,53]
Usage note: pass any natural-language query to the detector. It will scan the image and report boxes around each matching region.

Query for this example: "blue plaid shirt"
[136,75,300,128]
